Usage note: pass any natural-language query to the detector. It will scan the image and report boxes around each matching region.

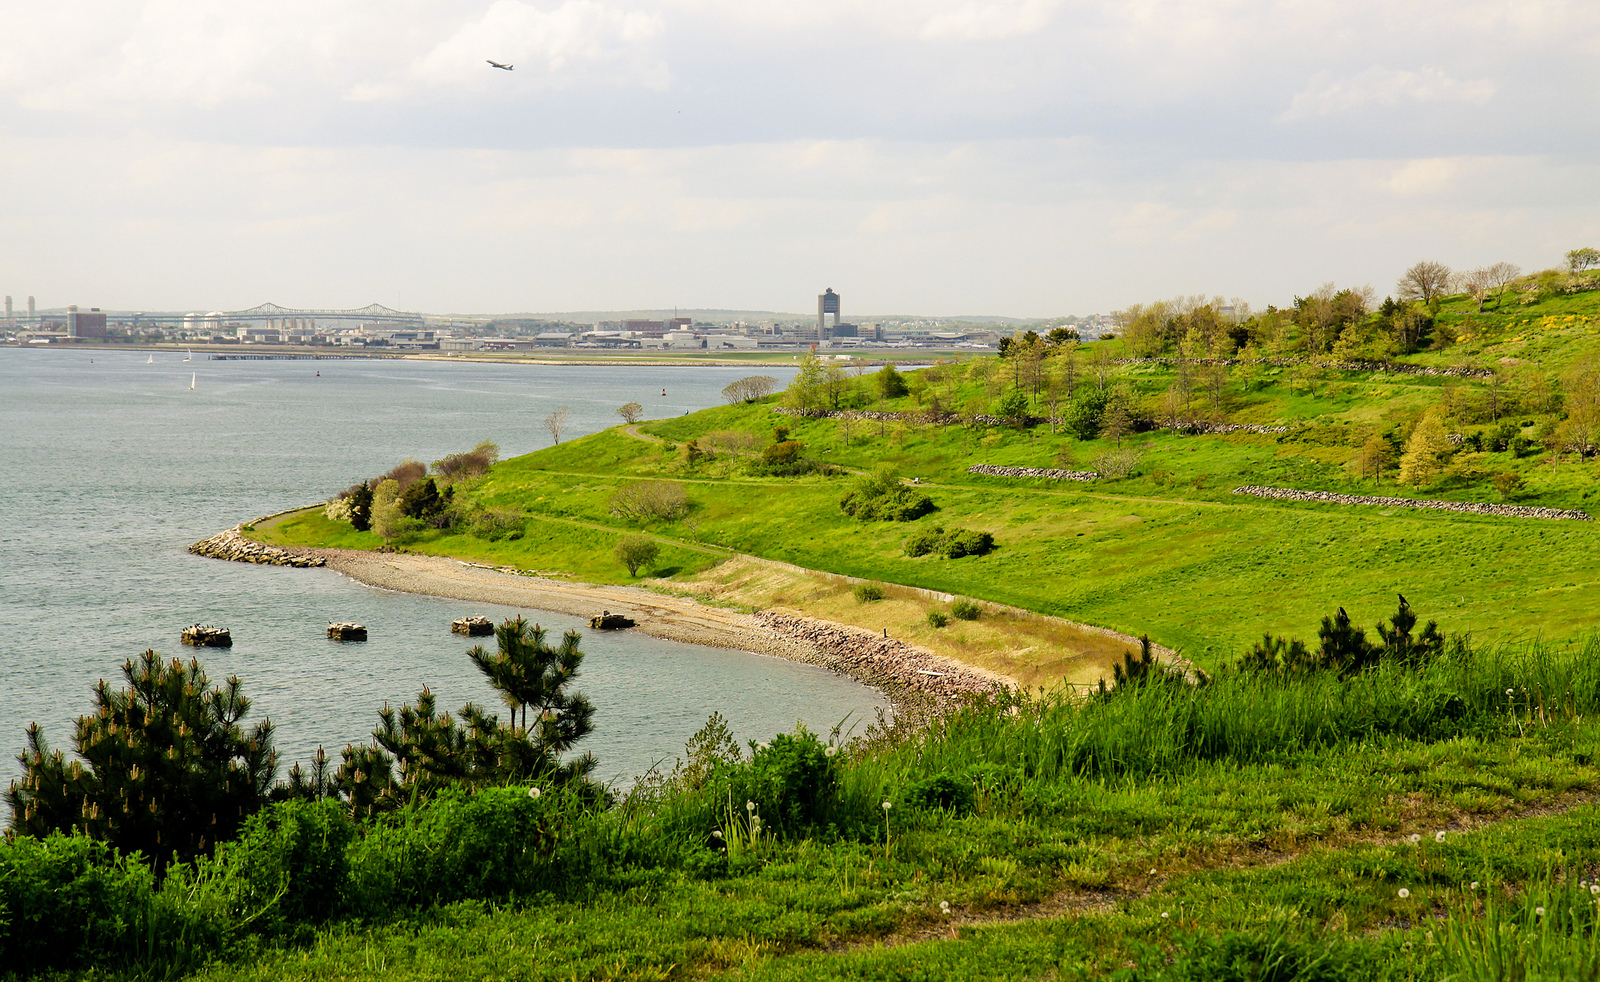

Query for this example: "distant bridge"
[223,303,425,325]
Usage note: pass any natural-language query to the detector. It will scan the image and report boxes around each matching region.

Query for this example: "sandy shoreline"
[195,528,1014,713]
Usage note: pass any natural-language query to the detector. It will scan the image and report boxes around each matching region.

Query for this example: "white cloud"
[1279,67,1496,122]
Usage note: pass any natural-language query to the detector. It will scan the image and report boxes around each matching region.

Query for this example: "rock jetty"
[188,526,325,567]
[327,622,368,641]
[754,611,1009,706]
[181,624,232,647]
[967,464,1099,482]
[451,615,494,636]
[1233,485,1592,521]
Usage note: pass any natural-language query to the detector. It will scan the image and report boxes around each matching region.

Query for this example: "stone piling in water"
[188,526,326,567]
[327,622,367,641]
[451,615,494,636]
[181,624,232,647]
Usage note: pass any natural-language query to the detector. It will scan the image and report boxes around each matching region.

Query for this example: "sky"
[1,0,1597,318]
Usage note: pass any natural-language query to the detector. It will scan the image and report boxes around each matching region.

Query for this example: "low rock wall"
[1233,485,1592,521]
[754,611,1010,705]
[188,526,327,567]
[967,464,1099,482]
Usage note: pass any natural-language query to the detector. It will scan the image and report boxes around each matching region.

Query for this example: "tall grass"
[846,637,1600,805]
[1441,875,1600,980]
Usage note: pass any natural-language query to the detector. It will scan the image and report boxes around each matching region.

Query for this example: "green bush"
[0,833,155,974]
[220,799,356,933]
[905,525,995,558]
[951,598,982,620]
[711,730,840,838]
[839,466,935,522]
[926,610,949,628]
[853,583,885,603]
[346,786,563,914]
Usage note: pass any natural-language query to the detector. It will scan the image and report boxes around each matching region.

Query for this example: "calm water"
[0,348,884,790]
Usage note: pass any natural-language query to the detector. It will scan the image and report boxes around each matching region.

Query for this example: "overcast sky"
[2,0,1597,317]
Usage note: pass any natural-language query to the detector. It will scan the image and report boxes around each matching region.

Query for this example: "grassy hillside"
[262,286,1600,672]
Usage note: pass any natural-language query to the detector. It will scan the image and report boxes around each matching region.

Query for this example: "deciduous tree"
[544,405,573,444]
[1397,261,1454,310]
[616,402,644,424]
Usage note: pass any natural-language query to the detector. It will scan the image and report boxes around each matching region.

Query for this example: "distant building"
[66,305,108,339]
[667,317,692,330]
[624,319,666,332]
[817,288,841,339]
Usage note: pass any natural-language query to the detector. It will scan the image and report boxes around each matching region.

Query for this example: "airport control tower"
[817,288,840,339]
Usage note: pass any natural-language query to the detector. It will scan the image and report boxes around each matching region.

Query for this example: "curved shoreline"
[192,527,1013,716]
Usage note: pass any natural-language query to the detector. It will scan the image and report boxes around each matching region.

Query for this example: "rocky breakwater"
[188,526,327,567]
[968,464,1099,482]
[754,611,1010,709]
[1233,485,1593,521]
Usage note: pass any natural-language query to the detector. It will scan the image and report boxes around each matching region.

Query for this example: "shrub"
[471,508,524,541]
[345,786,563,914]
[741,730,838,835]
[609,480,689,522]
[950,598,982,621]
[376,459,426,493]
[432,442,497,482]
[926,611,949,628]
[905,526,994,558]
[839,466,935,522]
[761,440,805,466]
[0,832,156,974]
[615,534,660,576]
[221,799,356,933]
[1492,472,1525,500]
[853,583,885,603]
[1092,447,1144,479]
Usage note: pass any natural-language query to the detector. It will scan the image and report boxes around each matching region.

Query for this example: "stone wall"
[967,464,1099,482]
[188,526,327,567]
[1232,485,1592,521]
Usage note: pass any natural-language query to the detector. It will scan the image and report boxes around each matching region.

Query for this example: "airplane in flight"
[487,60,513,71]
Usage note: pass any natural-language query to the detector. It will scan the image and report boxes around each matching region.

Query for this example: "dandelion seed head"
[1435,831,1447,843]
[1591,885,1599,896]
[1507,688,1515,696]
[882,801,892,811]
[746,800,755,812]
[1536,906,1545,916]
[1471,882,1480,891]
[825,746,837,757]
[1398,888,1411,899]
[1149,868,1157,875]
[527,786,541,799]
[1161,911,1169,919]
[939,901,950,913]
[1409,833,1422,844]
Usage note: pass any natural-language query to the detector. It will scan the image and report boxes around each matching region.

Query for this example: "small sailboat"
[146,354,154,364]
[189,372,196,390]
[183,349,192,362]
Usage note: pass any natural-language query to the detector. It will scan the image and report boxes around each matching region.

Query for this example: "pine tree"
[5,650,277,870]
